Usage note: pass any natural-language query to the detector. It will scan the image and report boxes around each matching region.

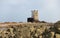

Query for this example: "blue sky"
[0,0,60,22]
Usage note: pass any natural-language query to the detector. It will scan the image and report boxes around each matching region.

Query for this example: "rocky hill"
[0,22,60,38]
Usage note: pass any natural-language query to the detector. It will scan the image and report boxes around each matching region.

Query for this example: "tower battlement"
[32,10,39,21]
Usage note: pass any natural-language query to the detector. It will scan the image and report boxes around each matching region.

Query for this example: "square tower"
[32,10,39,21]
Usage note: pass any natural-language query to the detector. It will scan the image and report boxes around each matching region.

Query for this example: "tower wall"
[32,10,38,21]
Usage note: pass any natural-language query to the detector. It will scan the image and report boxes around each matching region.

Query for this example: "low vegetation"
[0,21,60,38]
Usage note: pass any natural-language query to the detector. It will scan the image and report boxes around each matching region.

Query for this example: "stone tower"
[32,10,39,21]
